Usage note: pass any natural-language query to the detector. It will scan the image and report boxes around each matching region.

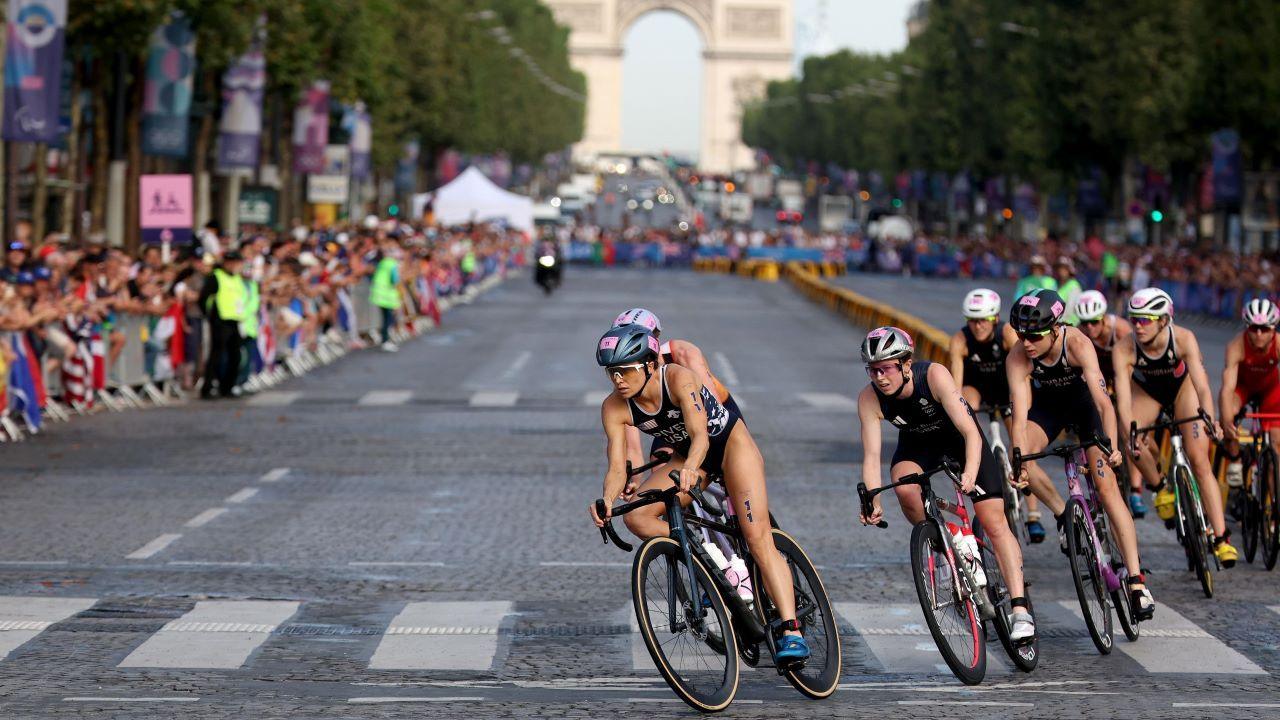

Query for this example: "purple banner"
[1211,128,1243,209]
[342,101,371,179]
[216,18,265,170]
[2,0,67,142]
[141,13,196,157]
[292,80,329,174]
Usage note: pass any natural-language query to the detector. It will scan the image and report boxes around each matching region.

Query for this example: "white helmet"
[1074,290,1109,323]
[962,288,1001,320]
[613,308,662,334]
[1127,288,1174,318]
[861,326,914,363]
[1243,298,1280,328]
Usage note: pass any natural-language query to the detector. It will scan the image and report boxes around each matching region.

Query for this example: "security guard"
[199,250,247,398]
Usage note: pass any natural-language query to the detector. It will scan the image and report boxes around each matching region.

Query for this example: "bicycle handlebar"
[857,460,963,530]
[593,468,722,552]
[1130,408,1213,455]
[1011,434,1113,481]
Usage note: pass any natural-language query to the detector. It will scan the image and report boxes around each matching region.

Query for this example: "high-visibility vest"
[210,268,247,321]
[370,257,401,309]
[240,281,261,338]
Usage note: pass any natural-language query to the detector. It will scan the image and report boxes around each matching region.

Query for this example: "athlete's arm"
[948,331,967,387]
[667,339,729,400]
[1112,337,1138,455]
[669,364,710,491]
[1006,344,1033,458]
[1000,322,1021,354]
[593,396,632,526]
[857,386,885,524]
[1071,328,1121,463]
[929,363,984,495]
[1220,336,1244,435]
[1177,326,1220,437]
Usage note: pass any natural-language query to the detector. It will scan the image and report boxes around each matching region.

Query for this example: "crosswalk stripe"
[796,392,859,411]
[469,391,519,407]
[0,597,96,659]
[369,602,512,670]
[118,600,299,669]
[248,391,300,406]
[835,602,1010,676]
[582,390,611,406]
[1057,601,1264,674]
[358,390,413,406]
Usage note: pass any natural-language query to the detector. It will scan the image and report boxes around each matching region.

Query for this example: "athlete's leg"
[1173,381,1228,537]
[889,460,927,524]
[974,497,1024,598]
[1088,444,1144,585]
[1004,413,1044,532]
[720,424,800,636]
[1220,389,1244,460]
[1022,420,1066,516]
[1128,385,1164,486]
[621,459,688,540]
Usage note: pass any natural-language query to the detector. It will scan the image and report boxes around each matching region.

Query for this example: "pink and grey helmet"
[1243,298,1280,328]
[596,325,660,366]
[962,288,1001,319]
[1073,290,1109,323]
[612,308,662,334]
[1127,288,1173,318]
[861,326,914,364]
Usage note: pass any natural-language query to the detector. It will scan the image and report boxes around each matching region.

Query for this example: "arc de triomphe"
[547,0,794,173]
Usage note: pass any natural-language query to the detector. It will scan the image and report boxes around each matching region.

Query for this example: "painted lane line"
[126,533,182,560]
[582,390,611,406]
[118,600,299,669]
[713,352,740,386]
[225,487,259,504]
[836,602,1011,676]
[469,391,519,407]
[369,601,513,671]
[1173,703,1280,709]
[349,561,445,568]
[358,390,414,406]
[64,697,198,703]
[259,467,291,483]
[0,597,97,659]
[498,350,532,381]
[247,391,300,406]
[796,392,859,411]
[0,560,67,566]
[168,561,254,567]
[183,508,228,528]
[899,701,1034,707]
[539,561,629,568]
[349,697,486,704]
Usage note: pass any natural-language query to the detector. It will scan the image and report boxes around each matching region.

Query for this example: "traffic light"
[1150,209,1163,223]
[724,181,736,194]
[388,204,400,216]
[891,198,903,209]
[1001,207,1014,220]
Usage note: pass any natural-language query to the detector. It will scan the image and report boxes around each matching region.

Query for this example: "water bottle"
[946,522,986,588]
[702,542,730,571]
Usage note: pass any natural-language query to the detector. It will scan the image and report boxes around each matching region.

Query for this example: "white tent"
[414,167,534,232]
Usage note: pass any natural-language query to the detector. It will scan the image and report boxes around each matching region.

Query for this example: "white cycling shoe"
[1226,461,1243,489]
[1009,610,1036,642]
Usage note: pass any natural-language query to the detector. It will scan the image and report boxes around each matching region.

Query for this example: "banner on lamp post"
[216,17,266,171]
[139,174,194,244]
[2,0,68,142]
[141,12,196,157]
[292,80,330,174]
[343,101,372,180]
[306,145,349,204]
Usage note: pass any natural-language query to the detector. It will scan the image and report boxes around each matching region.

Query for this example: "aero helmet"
[612,307,662,334]
[1010,288,1066,334]
[596,325,660,367]
[1127,288,1173,318]
[1073,290,1109,323]
[962,288,1002,320]
[861,326,914,364]
[1243,298,1280,328]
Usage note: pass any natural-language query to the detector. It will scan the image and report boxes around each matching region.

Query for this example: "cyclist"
[1074,290,1147,518]
[858,326,1035,643]
[1006,288,1154,621]
[588,324,810,662]
[1219,298,1280,491]
[949,288,1046,542]
[1112,288,1237,568]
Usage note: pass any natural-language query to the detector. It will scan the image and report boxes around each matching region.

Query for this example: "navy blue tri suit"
[645,345,745,462]
[961,323,1011,412]
[877,361,1003,502]
[1131,325,1188,409]
[630,365,742,474]
[1027,332,1105,442]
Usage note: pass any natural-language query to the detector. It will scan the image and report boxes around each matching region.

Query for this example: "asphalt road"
[1,267,1278,718]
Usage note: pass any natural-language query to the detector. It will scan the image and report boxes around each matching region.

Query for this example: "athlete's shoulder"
[601,391,630,420]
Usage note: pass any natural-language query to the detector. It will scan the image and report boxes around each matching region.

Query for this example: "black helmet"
[596,324,659,366]
[1010,288,1065,333]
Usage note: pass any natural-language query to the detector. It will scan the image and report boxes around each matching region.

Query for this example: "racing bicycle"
[1230,404,1280,569]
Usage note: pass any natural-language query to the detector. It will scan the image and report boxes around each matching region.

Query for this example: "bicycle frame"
[1133,410,1217,551]
[1062,448,1125,593]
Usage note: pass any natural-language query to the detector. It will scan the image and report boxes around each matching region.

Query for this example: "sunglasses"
[1249,325,1275,334]
[966,317,997,324]
[1016,329,1052,341]
[1079,319,1102,327]
[1131,315,1160,327]
[865,364,902,379]
[605,363,646,380]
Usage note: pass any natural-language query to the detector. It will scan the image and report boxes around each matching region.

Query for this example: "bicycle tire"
[910,521,986,685]
[748,529,841,699]
[976,538,1037,671]
[1241,455,1259,564]
[1261,446,1280,571]
[1176,466,1214,598]
[1064,499,1113,654]
[632,537,739,713]
[1095,511,1139,642]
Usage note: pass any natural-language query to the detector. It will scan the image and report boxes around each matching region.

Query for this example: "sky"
[621,0,915,158]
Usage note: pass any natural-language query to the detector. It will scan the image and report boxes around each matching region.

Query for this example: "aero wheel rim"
[920,535,980,669]
[639,547,733,702]
[1072,505,1110,646]
[774,532,839,694]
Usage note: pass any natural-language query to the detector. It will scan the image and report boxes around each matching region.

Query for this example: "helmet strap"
[872,361,911,399]
[636,362,655,397]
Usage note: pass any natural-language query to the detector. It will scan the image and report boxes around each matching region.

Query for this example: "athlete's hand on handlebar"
[674,467,703,493]
[859,498,884,527]
[589,497,613,528]
[1107,446,1123,468]
[959,470,978,495]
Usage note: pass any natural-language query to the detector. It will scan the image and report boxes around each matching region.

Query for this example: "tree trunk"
[279,104,293,226]
[31,142,47,240]
[124,55,144,254]
[60,64,82,237]
[0,8,7,238]
[89,60,110,233]
[192,70,215,230]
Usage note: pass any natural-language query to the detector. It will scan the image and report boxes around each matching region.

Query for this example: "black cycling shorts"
[890,434,1004,503]
[964,377,1010,410]
[1028,391,1104,445]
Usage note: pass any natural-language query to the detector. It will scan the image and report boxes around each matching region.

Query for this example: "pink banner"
[292,80,329,174]
[139,174,193,244]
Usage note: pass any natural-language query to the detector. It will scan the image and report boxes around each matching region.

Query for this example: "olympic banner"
[1211,129,1243,209]
[216,18,266,171]
[292,80,330,174]
[343,101,372,180]
[2,0,67,142]
[139,174,193,245]
[141,13,196,157]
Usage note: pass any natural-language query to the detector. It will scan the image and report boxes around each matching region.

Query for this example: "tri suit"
[878,361,1003,502]
[1091,317,1118,389]
[1235,334,1280,429]
[630,365,742,474]
[1131,325,1188,409]
[647,342,744,460]
[1027,332,1105,442]
[961,323,1011,410]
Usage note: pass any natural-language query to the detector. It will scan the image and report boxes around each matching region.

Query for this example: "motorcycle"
[535,253,561,295]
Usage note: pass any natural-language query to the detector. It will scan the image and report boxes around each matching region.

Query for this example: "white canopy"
[414,166,534,232]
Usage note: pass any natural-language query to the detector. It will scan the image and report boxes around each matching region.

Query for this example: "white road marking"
[259,467,291,483]
[348,561,446,567]
[167,561,254,567]
[836,602,1010,676]
[126,533,182,560]
[0,560,67,566]
[369,601,512,670]
[183,508,228,528]
[64,697,199,703]
[498,350,532,381]
[1173,703,1280,709]
[247,391,300,406]
[899,701,1034,707]
[539,561,629,568]
[469,391,519,407]
[118,600,299,669]
[0,597,96,659]
[796,392,859,411]
[359,390,413,406]
[582,390,611,406]
[349,697,486,704]
[225,487,259,504]
[713,352,740,386]
[1059,601,1265,674]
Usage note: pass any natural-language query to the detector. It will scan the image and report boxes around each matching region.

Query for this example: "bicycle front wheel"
[1098,514,1139,642]
[1065,499,1113,654]
[910,521,985,685]
[1176,467,1214,598]
[1242,455,1260,564]
[633,537,740,713]
[1260,447,1280,571]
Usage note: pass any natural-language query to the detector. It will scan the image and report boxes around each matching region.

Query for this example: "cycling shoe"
[1026,520,1046,544]
[775,634,810,663]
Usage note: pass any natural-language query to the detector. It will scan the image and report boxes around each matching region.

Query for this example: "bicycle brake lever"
[689,487,723,518]
[856,482,889,528]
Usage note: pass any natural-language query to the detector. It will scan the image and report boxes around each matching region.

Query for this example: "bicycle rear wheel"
[1241,456,1260,564]
[1098,514,1139,642]
[1260,447,1280,571]
[633,537,739,713]
[910,521,986,685]
[1064,499,1113,654]
[976,538,1037,672]
[1176,467,1214,598]
[993,445,1029,546]
[748,528,840,699]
